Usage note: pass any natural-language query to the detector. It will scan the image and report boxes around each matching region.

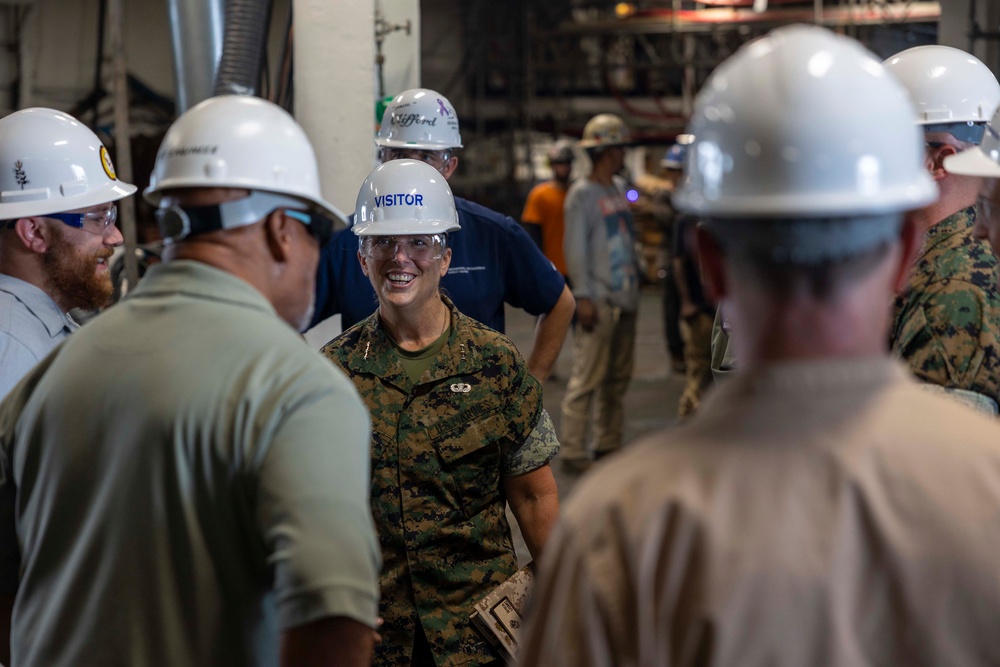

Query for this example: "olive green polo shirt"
[0,260,380,666]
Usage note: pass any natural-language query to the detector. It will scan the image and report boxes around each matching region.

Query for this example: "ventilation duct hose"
[213,0,271,97]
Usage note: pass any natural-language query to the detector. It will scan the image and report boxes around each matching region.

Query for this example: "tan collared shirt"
[522,358,1000,666]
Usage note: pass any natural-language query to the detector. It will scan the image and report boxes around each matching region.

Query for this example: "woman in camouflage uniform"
[322,160,561,667]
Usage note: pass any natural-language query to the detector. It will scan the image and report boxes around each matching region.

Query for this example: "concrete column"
[294,0,378,215]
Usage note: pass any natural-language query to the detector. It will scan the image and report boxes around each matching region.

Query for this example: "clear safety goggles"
[360,234,447,262]
[379,147,452,171]
[4,205,119,236]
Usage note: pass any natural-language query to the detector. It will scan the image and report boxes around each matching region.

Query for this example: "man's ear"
[441,156,459,180]
[11,217,53,254]
[358,250,370,277]
[926,144,957,182]
[263,210,295,264]
[695,225,727,303]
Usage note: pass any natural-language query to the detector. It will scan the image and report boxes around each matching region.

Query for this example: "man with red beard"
[0,108,134,397]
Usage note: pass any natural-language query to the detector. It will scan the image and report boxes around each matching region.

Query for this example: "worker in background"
[883,45,1000,414]
[658,141,689,375]
[559,113,639,474]
[665,140,714,417]
[521,25,1000,665]
[324,159,559,666]
[0,95,380,667]
[947,107,1000,257]
[521,140,574,279]
[0,108,134,397]
[312,88,575,383]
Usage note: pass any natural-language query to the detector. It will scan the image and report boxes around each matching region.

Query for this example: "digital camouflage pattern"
[890,207,1000,405]
[322,295,548,667]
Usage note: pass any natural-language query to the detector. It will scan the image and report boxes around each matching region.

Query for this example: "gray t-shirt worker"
[0,96,380,667]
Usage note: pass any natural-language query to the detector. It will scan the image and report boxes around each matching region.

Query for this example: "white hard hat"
[353,159,460,236]
[674,24,937,219]
[883,45,1000,143]
[144,95,346,225]
[579,114,630,149]
[376,88,463,150]
[547,141,575,164]
[0,108,136,219]
[944,109,1000,177]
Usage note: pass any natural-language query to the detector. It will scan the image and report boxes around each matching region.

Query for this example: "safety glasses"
[3,205,118,235]
[360,234,447,261]
[379,147,452,171]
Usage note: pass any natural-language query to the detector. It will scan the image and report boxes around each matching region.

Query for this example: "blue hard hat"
[662,143,687,170]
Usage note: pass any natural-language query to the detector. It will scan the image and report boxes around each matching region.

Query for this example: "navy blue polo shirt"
[312,197,566,332]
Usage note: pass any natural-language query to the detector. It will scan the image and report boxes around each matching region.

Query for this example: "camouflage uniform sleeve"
[893,279,1000,403]
[503,408,560,476]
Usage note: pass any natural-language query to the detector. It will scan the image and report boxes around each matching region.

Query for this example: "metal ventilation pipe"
[166,0,224,112]
[213,0,271,97]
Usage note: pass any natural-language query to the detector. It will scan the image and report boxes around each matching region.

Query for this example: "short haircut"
[702,215,901,301]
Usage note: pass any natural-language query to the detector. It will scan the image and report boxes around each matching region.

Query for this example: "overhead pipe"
[166,0,224,112]
[627,3,940,25]
[214,0,272,97]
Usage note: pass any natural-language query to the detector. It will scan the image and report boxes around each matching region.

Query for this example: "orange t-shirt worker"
[522,142,574,276]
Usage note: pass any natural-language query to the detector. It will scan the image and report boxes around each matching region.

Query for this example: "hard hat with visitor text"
[353,159,461,236]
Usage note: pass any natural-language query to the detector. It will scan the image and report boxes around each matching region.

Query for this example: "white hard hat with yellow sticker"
[0,108,136,219]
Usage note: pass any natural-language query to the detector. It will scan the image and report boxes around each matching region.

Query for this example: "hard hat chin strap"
[156,190,325,244]
[924,121,987,146]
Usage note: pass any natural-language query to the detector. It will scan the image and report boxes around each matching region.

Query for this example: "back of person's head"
[144,94,344,245]
[673,24,937,300]
[144,95,344,331]
[0,107,136,224]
